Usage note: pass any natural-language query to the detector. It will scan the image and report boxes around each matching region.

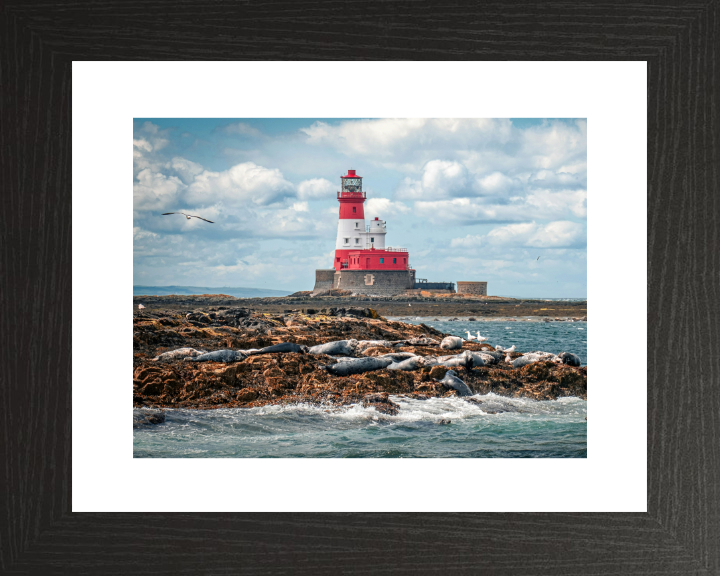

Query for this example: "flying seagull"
[536,256,540,260]
[162,212,214,223]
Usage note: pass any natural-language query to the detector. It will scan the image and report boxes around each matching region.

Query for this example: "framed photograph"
[3,2,718,574]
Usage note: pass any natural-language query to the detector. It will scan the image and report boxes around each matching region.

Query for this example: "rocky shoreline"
[133,293,587,320]
[133,306,587,416]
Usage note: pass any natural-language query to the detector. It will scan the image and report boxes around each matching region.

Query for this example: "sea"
[133,318,587,458]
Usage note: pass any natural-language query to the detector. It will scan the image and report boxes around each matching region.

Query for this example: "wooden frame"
[1,2,718,573]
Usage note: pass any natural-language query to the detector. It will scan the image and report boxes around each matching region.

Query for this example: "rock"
[362,392,400,415]
[133,409,166,427]
[428,365,448,380]
[236,388,259,402]
[437,419,451,425]
[440,336,463,350]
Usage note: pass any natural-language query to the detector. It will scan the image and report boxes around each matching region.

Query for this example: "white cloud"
[297,178,335,200]
[365,197,410,217]
[224,122,263,137]
[414,198,521,224]
[133,169,185,211]
[450,221,585,250]
[302,118,514,160]
[137,121,169,151]
[185,162,295,206]
[168,157,204,184]
[524,189,587,219]
[133,139,152,152]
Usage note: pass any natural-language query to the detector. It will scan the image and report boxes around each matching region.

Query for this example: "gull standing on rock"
[475,332,488,343]
[465,331,477,341]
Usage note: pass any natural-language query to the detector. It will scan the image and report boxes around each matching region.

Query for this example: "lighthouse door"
[366,258,370,268]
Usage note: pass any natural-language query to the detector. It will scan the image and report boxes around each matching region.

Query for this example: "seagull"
[537,256,540,260]
[505,353,513,363]
[162,212,214,223]
[504,345,516,353]
[138,303,145,309]
[465,331,477,341]
[475,332,488,343]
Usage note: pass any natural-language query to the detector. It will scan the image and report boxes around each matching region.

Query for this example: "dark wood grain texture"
[1,1,718,574]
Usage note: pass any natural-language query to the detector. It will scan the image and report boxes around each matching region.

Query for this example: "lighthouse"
[334,169,387,269]
[313,169,416,295]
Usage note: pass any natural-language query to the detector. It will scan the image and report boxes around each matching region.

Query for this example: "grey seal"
[511,352,559,369]
[248,342,309,355]
[380,352,417,362]
[436,351,474,368]
[434,370,473,396]
[186,349,246,363]
[309,339,358,356]
[406,337,440,346]
[325,356,393,376]
[387,356,425,371]
[440,336,463,350]
[152,347,207,362]
[559,352,582,366]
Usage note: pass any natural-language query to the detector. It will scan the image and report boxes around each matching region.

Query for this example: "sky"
[133,118,587,297]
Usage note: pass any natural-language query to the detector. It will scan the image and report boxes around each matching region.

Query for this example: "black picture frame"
[2,2,718,573]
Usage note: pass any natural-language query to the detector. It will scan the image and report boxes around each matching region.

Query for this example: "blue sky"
[133,118,587,297]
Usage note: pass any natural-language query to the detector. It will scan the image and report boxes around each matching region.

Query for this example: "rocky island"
[133,302,587,417]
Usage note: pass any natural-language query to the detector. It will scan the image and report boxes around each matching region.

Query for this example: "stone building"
[456,281,488,295]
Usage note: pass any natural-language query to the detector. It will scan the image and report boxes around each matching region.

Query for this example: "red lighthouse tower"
[333,169,410,272]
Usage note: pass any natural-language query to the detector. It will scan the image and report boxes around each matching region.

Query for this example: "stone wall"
[333,269,416,296]
[456,281,488,295]
[312,269,336,294]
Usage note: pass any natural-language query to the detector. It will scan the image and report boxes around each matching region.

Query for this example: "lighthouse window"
[344,238,349,244]
[393,258,396,264]
[380,258,384,264]
[355,238,359,244]
[370,237,374,242]
[355,222,358,228]
[352,207,356,213]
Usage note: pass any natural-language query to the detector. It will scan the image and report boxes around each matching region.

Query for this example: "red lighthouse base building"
[313,169,416,296]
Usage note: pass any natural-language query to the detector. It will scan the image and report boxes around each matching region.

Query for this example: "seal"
[387,356,425,371]
[186,349,246,363]
[380,352,417,362]
[152,347,207,362]
[437,351,473,368]
[248,342,309,355]
[355,340,403,353]
[440,336,463,350]
[309,339,358,356]
[559,352,581,366]
[465,351,487,367]
[324,356,393,376]
[434,370,473,396]
[511,352,559,369]
[406,337,439,346]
